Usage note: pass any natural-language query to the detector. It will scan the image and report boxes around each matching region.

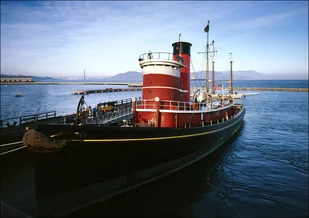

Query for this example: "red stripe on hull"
[142,74,181,101]
[143,74,180,88]
[137,107,233,128]
[142,88,181,101]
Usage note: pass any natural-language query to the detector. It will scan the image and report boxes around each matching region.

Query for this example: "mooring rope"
[0,145,26,155]
[0,141,23,147]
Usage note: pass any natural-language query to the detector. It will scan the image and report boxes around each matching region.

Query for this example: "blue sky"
[1,1,308,79]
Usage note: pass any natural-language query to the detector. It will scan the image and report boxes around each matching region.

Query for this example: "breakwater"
[193,87,308,92]
[234,87,308,92]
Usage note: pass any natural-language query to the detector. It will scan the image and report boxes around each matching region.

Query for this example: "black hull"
[25,106,245,217]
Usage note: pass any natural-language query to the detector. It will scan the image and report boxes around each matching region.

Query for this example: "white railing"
[84,107,133,124]
[136,99,233,112]
[138,52,174,61]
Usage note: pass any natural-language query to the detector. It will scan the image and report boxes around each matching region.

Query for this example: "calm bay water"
[1,80,308,217]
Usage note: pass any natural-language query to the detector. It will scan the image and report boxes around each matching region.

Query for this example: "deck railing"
[136,99,232,111]
[97,97,142,108]
[0,111,57,128]
[114,97,142,106]
[138,52,174,61]
[83,106,133,124]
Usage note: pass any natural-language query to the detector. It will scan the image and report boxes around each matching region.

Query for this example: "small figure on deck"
[92,107,97,118]
[80,100,85,112]
[147,50,153,59]
[88,106,92,117]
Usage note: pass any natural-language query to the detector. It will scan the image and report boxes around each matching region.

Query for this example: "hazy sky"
[1,1,308,78]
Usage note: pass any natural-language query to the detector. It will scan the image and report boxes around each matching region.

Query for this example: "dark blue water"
[232,80,308,88]
[1,80,308,217]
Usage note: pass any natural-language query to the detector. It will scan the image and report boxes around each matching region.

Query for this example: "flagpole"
[199,21,212,101]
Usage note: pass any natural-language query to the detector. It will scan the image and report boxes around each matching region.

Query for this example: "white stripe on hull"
[143,86,188,93]
[143,66,180,77]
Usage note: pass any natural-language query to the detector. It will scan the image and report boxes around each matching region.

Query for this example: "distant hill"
[108,70,307,81]
[0,74,62,82]
[106,70,264,81]
[107,71,142,82]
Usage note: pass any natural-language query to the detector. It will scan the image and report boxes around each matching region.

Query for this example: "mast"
[211,40,215,94]
[205,21,210,94]
[229,53,233,95]
[198,21,218,99]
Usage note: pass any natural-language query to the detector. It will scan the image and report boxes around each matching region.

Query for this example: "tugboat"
[22,22,246,217]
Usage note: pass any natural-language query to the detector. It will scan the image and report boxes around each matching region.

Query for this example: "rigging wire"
[191,39,208,89]
[191,58,205,88]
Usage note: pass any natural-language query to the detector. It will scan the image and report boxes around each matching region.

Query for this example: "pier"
[233,87,308,92]
[192,87,309,92]
[72,87,142,95]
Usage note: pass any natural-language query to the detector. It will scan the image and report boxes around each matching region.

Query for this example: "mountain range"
[101,70,266,81]
[0,70,306,82]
